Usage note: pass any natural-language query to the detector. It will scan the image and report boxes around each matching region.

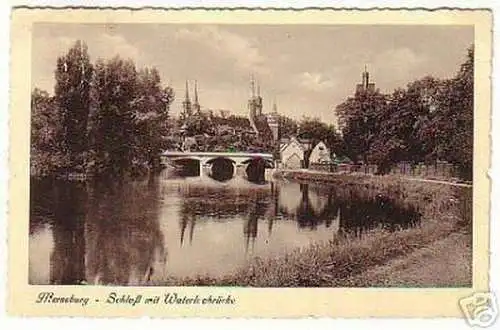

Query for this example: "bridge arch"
[242,157,272,183]
[205,157,235,182]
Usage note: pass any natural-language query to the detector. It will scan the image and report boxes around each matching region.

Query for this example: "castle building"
[266,99,280,141]
[182,80,193,119]
[193,80,201,114]
[182,80,202,119]
[355,66,376,94]
[248,76,263,135]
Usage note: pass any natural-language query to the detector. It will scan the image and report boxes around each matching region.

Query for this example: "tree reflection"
[84,179,167,285]
[278,183,421,237]
[49,180,87,284]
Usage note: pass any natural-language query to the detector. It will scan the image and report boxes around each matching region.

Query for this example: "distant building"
[309,141,332,164]
[355,66,377,95]
[248,76,263,135]
[192,80,201,114]
[266,99,280,141]
[181,80,202,119]
[280,137,306,169]
[182,80,192,118]
[246,76,282,143]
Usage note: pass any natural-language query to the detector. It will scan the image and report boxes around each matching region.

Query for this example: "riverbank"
[164,171,472,287]
[345,231,472,287]
[276,168,472,187]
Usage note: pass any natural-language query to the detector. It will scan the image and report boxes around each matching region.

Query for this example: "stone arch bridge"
[160,151,275,182]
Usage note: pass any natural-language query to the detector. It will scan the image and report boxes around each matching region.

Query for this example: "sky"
[32,23,473,125]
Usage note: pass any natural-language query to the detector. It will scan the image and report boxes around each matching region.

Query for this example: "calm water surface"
[29,173,421,285]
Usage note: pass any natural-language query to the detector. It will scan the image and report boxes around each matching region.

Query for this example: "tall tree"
[370,76,444,172]
[278,115,299,139]
[31,88,66,176]
[298,117,342,162]
[54,40,93,172]
[88,56,137,177]
[434,46,474,179]
[335,90,388,163]
[132,67,174,170]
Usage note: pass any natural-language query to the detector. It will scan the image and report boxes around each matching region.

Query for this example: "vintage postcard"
[7,7,494,321]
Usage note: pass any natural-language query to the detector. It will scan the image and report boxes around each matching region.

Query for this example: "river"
[29,173,421,285]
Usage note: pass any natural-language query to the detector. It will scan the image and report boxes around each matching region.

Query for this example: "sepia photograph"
[28,22,475,287]
[7,7,493,319]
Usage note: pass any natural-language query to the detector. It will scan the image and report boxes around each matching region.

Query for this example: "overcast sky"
[32,24,473,124]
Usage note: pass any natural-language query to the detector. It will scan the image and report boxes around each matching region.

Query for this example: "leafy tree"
[132,67,174,170]
[335,90,388,163]
[433,46,474,179]
[278,115,298,139]
[54,40,93,172]
[369,77,444,172]
[88,56,138,177]
[334,45,473,180]
[30,88,67,176]
[297,117,342,164]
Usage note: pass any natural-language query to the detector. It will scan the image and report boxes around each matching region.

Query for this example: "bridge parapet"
[160,151,275,180]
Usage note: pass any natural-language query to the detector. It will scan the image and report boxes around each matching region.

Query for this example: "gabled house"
[280,137,306,169]
[309,141,333,164]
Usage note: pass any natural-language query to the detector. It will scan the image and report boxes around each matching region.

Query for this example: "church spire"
[362,65,369,88]
[194,80,199,104]
[184,80,190,101]
[193,80,201,114]
[250,74,256,97]
[182,80,192,117]
[272,97,278,114]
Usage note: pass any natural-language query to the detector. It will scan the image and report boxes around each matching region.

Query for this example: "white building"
[309,141,332,164]
[280,137,306,169]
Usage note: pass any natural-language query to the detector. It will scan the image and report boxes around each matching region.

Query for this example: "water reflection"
[30,178,167,285]
[30,175,422,283]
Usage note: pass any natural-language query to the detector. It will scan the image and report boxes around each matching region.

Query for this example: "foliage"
[54,40,94,171]
[298,117,342,155]
[335,46,474,179]
[336,90,388,163]
[30,89,68,176]
[31,41,174,179]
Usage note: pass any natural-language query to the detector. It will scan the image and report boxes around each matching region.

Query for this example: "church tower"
[266,98,280,141]
[355,65,376,94]
[255,83,263,116]
[248,75,260,134]
[193,80,201,114]
[182,80,192,118]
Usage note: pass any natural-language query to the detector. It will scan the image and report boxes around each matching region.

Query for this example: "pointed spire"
[193,80,201,114]
[193,80,199,105]
[257,81,260,97]
[184,80,190,101]
[183,80,192,117]
[362,65,369,88]
[250,74,255,97]
[272,97,278,114]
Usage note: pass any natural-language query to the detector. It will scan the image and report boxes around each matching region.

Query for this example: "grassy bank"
[164,172,472,287]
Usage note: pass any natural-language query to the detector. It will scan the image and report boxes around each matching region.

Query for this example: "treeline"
[31,40,174,178]
[335,46,473,180]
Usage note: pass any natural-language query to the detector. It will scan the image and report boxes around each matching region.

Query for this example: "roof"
[280,136,306,152]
